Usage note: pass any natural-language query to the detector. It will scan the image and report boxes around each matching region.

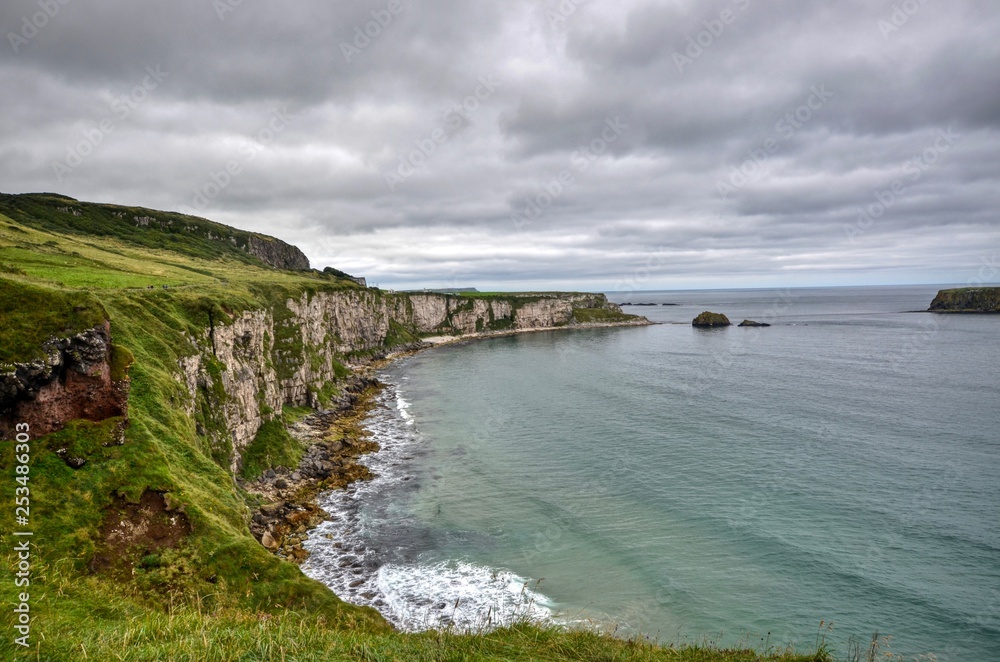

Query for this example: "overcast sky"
[2,0,998,291]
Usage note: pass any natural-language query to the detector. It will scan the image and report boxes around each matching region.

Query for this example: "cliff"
[243,233,311,270]
[177,289,640,473]
[0,196,649,633]
[928,287,1000,313]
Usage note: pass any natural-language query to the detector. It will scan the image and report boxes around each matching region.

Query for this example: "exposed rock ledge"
[0,321,131,439]
[928,287,1000,313]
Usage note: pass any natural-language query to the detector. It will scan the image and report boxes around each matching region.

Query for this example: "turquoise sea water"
[303,285,1000,659]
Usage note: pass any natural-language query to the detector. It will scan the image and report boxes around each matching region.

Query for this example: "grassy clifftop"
[0,202,389,660]
[0,192,310,271]
[0,196,828,660]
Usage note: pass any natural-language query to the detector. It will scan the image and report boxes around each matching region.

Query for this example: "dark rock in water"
[738,319,771,327]
[928,287,1000,313]
[692,311,731,327]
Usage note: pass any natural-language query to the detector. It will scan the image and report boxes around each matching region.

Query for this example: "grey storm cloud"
[1,0,998,290]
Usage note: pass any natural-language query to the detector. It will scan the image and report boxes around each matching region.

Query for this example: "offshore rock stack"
[692,311,732,327]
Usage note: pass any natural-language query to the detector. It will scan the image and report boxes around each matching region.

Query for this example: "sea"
[301,285,1000,660]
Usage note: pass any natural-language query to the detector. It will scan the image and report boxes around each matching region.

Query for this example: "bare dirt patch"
[89,490,191,574]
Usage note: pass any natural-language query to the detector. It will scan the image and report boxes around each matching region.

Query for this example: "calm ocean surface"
[303,285,1000,659]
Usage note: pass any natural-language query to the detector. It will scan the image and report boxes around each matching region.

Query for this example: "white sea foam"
[396,393,414,425]
[301,375,555,632]
[377,560,553,632]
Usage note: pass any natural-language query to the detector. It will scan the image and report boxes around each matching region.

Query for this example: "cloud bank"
[2,0,998,289]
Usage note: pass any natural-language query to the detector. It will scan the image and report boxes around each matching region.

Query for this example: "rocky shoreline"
[242,318,652,564]
[241,373,385,563]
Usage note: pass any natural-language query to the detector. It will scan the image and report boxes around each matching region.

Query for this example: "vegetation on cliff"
[0,196,833,660]
[0,192,310,270]
[928,287,1000,313]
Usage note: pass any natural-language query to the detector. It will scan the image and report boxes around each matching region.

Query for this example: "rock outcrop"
[928,288,1000,313]
[738,319,771,327]
[0,321,131,438]
[244,234,310,271]
[692,311,731,327]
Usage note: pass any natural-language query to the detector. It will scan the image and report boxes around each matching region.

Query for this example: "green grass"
[0,192,288,268]
[240,417,305,479]
[0,277,107,363]
[0,559,832,662]
[572,307,636,323]
[458,291,587,298]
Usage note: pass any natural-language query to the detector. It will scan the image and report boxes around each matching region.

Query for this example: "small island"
[692,311,731,327]
[928,287,1000,313]
[738,319,771,327]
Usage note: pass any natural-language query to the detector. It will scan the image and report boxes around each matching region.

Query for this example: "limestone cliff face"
[178,290,396,472]
[175,290,640,473]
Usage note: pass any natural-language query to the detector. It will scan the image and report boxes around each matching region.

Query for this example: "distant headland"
[928,287,1000,313]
